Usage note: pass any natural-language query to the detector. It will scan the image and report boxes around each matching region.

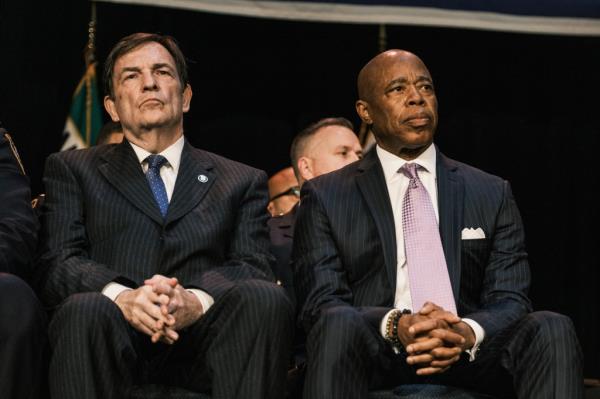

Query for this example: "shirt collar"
[376,142,437,183]
[129,135,185,173]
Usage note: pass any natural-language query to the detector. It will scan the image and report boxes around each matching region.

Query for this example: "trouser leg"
[436,311,584,399]
[302,306,407,399]
[505,311,584,399]
[160,279,294,399]
[48,292,139,399]
[0,273,47,399]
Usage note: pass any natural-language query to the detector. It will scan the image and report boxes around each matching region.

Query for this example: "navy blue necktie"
[145,154,169,218]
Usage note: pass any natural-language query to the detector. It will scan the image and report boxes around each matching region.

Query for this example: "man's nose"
[406,85,425,106]
[142,71,158,91]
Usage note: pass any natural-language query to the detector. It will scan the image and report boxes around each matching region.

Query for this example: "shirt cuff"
[102,282,132,302]
[187,288,214,315]
[462,318,485,361]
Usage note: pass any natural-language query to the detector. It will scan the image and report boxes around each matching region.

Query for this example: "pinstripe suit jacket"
[38,139,275,308]
[293,146,532,340]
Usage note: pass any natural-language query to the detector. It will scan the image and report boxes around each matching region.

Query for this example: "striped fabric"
[293,146,583,398]
[39,140,276,306]
[39,139,293,399]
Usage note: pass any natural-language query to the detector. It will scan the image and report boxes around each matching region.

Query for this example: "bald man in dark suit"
[38,33,292,399]
[293,50,583,399]
[0,128,46,399]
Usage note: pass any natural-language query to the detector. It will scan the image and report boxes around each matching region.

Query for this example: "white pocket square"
[461,227,486,240]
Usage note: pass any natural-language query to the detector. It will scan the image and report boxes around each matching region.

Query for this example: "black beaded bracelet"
[385,309,411,348]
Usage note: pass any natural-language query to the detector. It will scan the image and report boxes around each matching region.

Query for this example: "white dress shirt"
[102,135,214,314]
[376,144,484,359]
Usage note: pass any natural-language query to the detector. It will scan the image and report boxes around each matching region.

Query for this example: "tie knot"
[400,163,419,180]
[146,154,168,171]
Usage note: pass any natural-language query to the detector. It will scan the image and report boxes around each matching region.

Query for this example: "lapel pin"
[198,174,209,183]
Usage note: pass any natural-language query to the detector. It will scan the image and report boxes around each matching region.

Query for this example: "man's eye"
[157,70,170,76]
[392,86,404,92]
[420,84,433,92]
[124,74,136,81]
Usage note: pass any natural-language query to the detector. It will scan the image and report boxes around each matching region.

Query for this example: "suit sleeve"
[38,153,131,307]
[293,180,389,334]
[0,134,38,279]
[463,181,532,338]
[188,169,276,300]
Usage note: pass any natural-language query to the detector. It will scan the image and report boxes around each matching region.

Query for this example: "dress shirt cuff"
[187,288,214,315]
[462,318,485,361]
[102,282,132,302]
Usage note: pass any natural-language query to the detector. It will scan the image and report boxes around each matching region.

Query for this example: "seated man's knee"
[525,311,579,349]
[0,273,45,337]
[235,279,294,321]
[310,306,369,345]
[50,292,120,336]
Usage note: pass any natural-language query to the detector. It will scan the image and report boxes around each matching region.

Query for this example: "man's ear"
[182,84,192,113]
[104,96,120,122]
[297,157,314,182]
[355,100,372,124]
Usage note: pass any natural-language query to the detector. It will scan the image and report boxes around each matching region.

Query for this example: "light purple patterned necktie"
[401,163,457,314]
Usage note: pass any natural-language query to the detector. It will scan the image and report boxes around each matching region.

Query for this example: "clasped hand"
[396,302,475,376]
[114,274,203,345]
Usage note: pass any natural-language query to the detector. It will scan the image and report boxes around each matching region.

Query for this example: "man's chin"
[407,127,435,144]
[138,117,170,131]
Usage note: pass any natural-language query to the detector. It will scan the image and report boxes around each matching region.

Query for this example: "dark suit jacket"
[0,131,38,279]
[268,204,297,303]
[293,147,532,340]
[38,139,275,308]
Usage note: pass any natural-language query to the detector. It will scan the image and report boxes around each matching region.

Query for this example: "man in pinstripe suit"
[38,33,293,399]
[293,49,583,398]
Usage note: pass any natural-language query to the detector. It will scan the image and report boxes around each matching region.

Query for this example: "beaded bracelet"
[385,309,411,348]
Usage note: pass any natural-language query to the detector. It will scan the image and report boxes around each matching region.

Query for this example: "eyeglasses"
[270,186,300,201]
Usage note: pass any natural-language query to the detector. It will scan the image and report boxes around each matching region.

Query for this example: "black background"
[1,0,599,377]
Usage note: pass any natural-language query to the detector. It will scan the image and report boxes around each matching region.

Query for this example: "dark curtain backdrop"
[1,0,598,377]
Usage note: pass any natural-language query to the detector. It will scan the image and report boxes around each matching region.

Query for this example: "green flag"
[61,62,103,150]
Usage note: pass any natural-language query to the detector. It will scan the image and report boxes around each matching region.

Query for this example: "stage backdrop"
[0,0,599,377]
[102,0,600,35]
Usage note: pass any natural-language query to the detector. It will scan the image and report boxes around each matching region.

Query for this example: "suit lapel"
[356,150,398,289]
[165,142,215,225]
[98,141,164,225]
[436,149,464,303]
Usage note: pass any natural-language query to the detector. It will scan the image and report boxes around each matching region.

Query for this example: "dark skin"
[356,50,476,374]
[356,50,437,161]
[400,302,475,375]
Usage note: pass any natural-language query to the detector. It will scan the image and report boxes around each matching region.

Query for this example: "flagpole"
[85,2,97,145]
[85,2,96,66]
[60,2,102,151]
